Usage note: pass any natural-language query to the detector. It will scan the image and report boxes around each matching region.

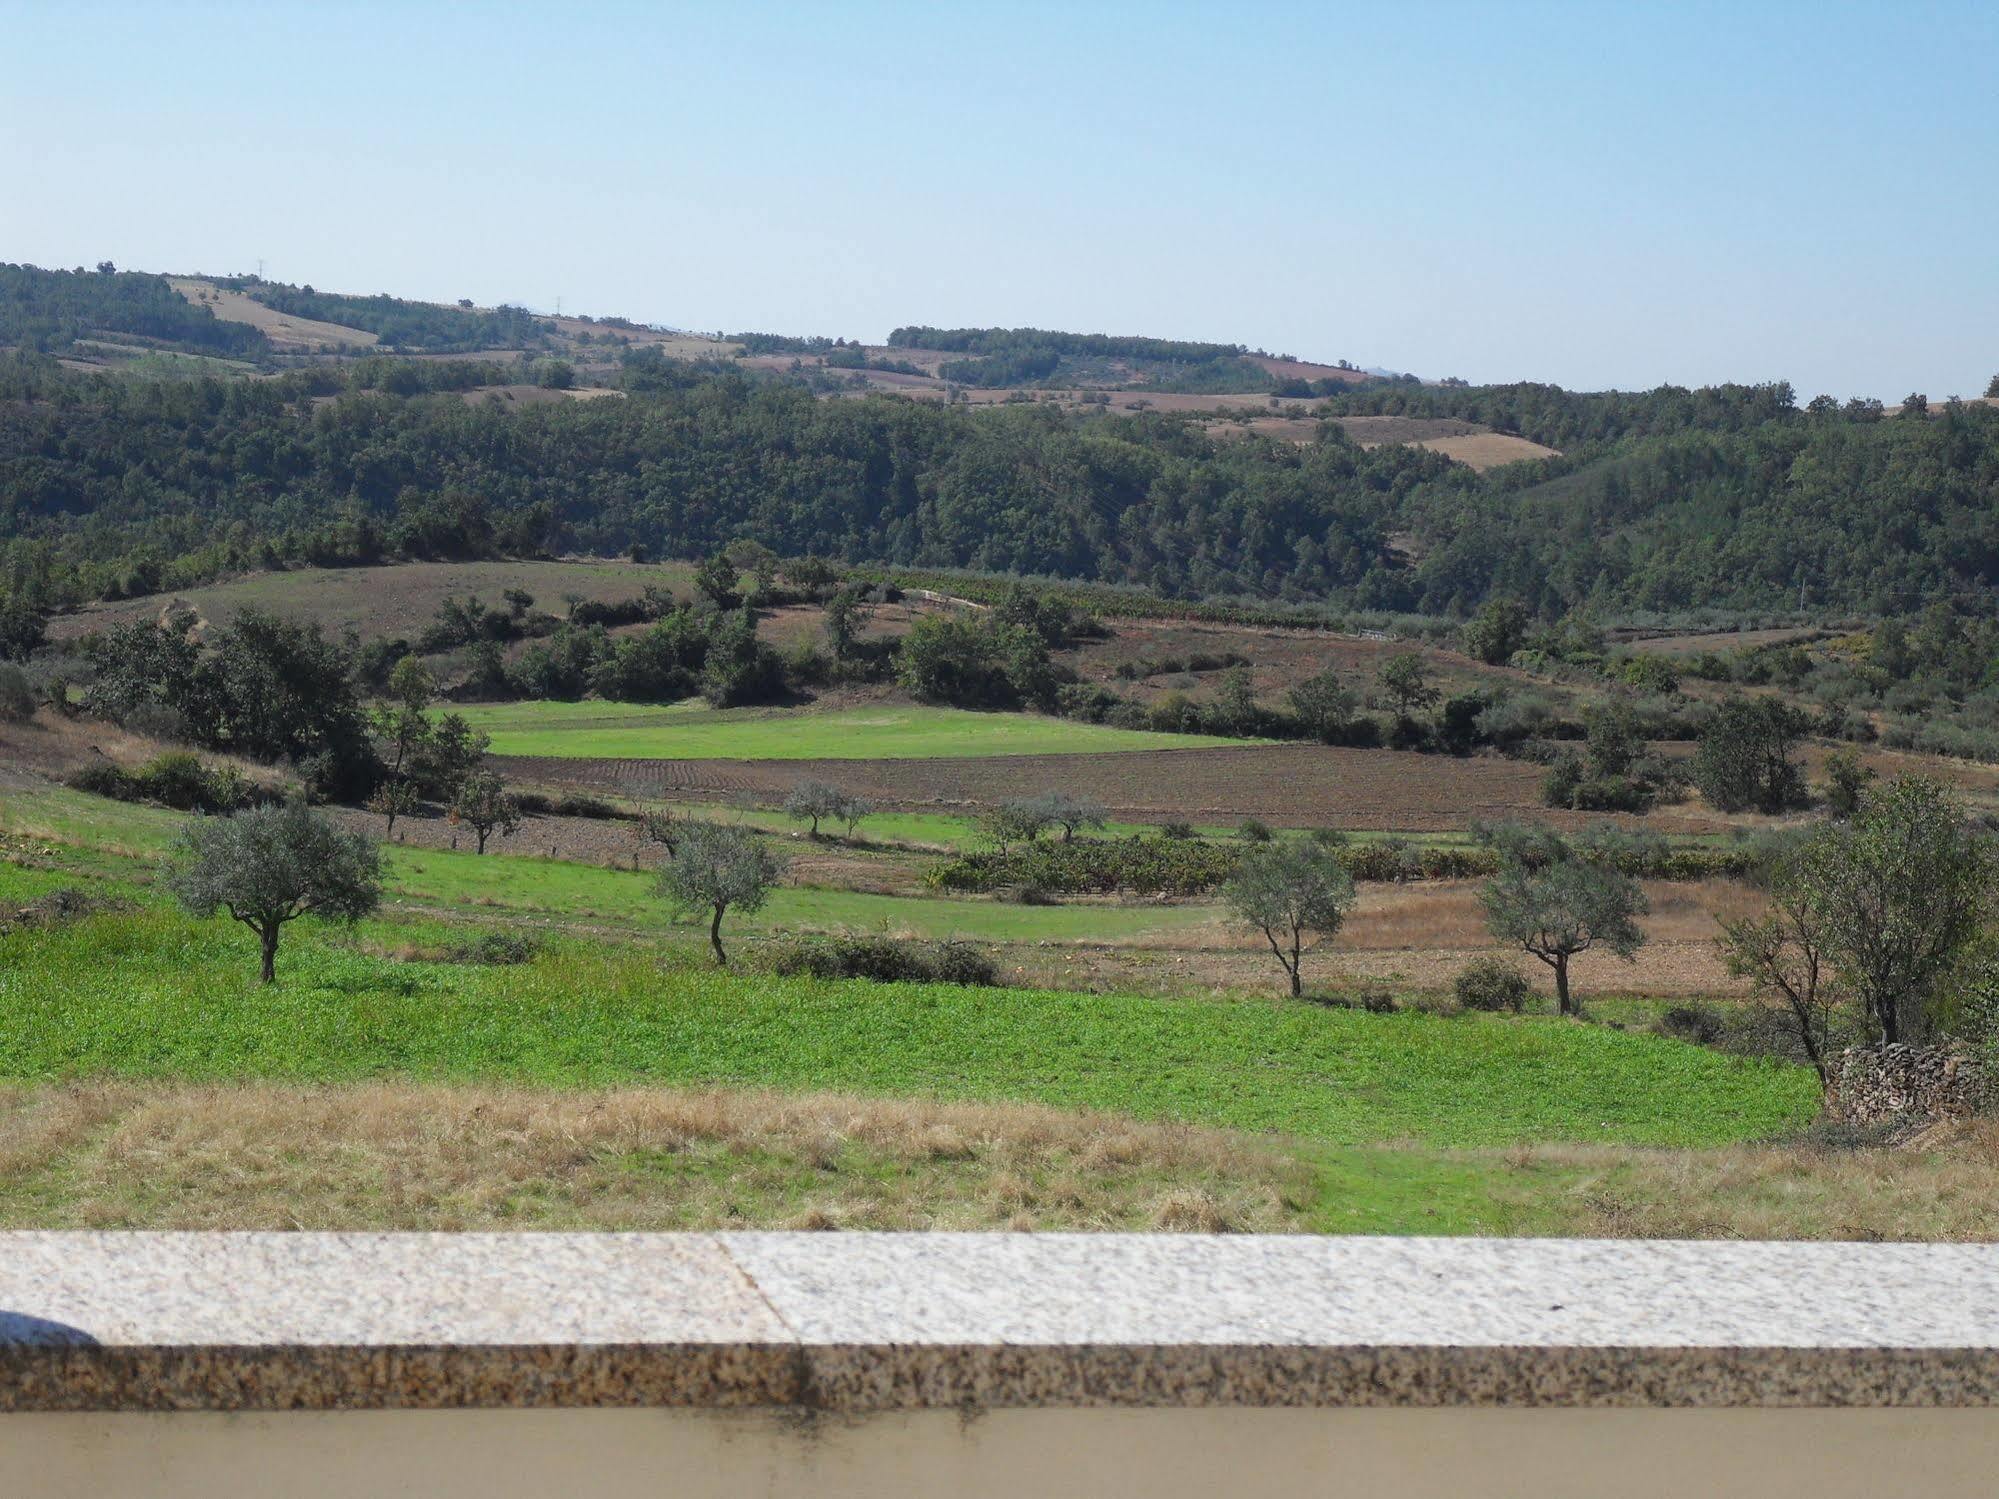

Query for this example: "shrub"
[65,761,136,800]
[768,936,996,987]
[121,701,190,742]
[1454,957,1532,1013]
[444,930,542,966]
[1237,818,1273,843]
[1656,1004,1726,1046]
[0,663,34,722]
[1159,820,1196,840]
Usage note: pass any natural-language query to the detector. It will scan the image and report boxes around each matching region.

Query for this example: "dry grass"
[0,1082,1305,1233]
[6,1083,1997,1240]
[167,278,379,351]
[1541,1122,1999,1241]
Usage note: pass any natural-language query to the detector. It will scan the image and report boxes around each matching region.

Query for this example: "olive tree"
[1480,827,1647,1016]
[164,802,382,983]
[1025,791,1106,843]
[452,771,520,854]
[1222,839,1357,998]
[979,800,1050,854]
[657,821,788,966]
[784,779,847,838]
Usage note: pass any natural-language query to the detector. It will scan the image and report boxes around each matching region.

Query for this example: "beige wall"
[7,1407,1999,1499]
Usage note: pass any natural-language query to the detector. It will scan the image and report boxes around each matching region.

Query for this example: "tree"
[823,584,869,662]
[1820,747,1874,818]
[700,608,786,707]
[1025,791,1107,843]
[1986,374,1999,399]
[784,778,847,837]
[365,777,420,837]
[1374,652,1439,718]
[1901,392,1928,418]
[1479,828,1648,1016]
[838,794,873,839]
[1461,597,1528,665]
[1690,697,1809,813]
[693,552,740,608]
[978,800,1050,854]
[1719,850,1845,1081]
[373,656,436,776]
[656,821,786,965]
[1788,777,1992,1045]
[410,712,489,800]
[452,771,520,854]
[1210,666,1260,735]
[724,539,780,601]
[1287,670,1360,744]
[164,802,381,982]
[1222,839,1357,998]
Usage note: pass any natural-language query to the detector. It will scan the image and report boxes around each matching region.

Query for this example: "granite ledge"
[1,1232,1995,1412]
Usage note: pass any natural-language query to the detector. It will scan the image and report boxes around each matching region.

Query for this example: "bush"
[66,752,253,813]
[1454,957,1532,1014]
[1237,818,1273,843]
[0,663,34,722]
[444,930,542,966]
[1159,820,1196,840]
[121,701,190,742]
[1656,1004,1726,1046]
[768,936,996,987]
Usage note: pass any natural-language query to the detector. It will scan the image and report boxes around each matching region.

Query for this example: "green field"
[0,786,1214,945]
[0,881,1815,1150]
[455,700,1245,760]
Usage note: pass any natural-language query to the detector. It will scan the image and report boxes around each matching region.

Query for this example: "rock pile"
[1824,1044,1990,1126]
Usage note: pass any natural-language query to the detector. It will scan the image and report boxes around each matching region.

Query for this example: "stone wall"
[1824,1043,1990,1126]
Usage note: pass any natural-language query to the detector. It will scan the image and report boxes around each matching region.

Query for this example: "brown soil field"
[497,743,1596,831]
[1003,877,1751,1000]
[167,279,379,351]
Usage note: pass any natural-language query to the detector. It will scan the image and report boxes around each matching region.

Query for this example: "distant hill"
[0,262,268,359]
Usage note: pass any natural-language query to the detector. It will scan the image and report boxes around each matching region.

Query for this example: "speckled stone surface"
[3,1233,1997,1411]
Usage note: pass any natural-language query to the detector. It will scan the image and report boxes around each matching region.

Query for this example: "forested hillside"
[0,350,1995,619]
[232,282,548,353]
[0,263,269,358]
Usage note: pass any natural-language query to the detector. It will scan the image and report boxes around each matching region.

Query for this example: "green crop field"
[0,786,1215,946]
[0,885,1816,1150]
[453,700,1246,759]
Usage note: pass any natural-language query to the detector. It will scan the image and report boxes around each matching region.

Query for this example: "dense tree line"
[3,355,1997,620]
[891,326,1276,391]
[233,280,547,352]
[0,263,268,358]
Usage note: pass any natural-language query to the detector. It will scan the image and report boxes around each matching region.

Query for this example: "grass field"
[0,786,1216,945]
[453,699,1246,759]
[0,881,1815,1151]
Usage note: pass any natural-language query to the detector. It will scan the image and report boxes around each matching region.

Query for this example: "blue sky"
[3,1,1993,397]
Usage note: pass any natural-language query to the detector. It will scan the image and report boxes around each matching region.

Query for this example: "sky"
[3,0,1994,398]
